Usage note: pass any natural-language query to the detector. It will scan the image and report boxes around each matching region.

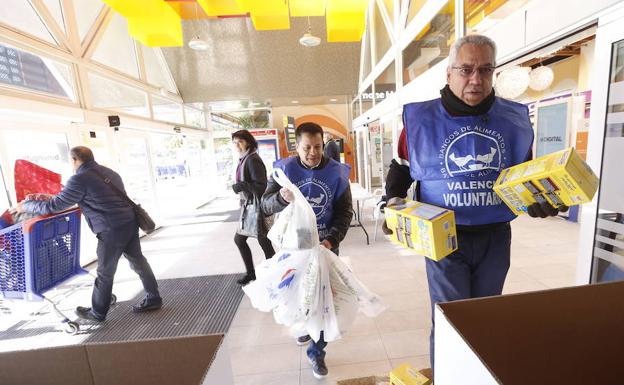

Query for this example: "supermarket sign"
[249,129,277,137]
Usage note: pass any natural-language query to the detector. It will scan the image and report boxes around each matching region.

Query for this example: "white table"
[349,183,375,245]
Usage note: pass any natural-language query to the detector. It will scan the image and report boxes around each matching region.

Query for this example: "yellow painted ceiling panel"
[289,0,326,17]
[197,0,247,17]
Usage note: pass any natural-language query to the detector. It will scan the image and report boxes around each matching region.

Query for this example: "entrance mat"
[85,274,244,343]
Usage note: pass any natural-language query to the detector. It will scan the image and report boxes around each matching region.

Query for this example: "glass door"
[590,37,624,283]
[117,131,157,216]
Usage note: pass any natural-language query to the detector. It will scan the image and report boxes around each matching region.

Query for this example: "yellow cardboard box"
[389,364,432,385]
[493,147,599,215]
[385,200,457,261]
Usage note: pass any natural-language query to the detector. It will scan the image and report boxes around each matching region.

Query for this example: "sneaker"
[236,274,256,285]
[308,355,328,379]
[132,297,162,313]
[75,306,104,322]
[296,335,312,346]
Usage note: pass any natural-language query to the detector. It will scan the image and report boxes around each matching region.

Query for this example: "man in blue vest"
[384,34,566,373]
[262,122,353,380]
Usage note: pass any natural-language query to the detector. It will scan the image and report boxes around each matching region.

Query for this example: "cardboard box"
[493,147,599,215]
[390,364,432,385]
[385,200,457,261]
[435,281,624,385]
[0,334,233,385]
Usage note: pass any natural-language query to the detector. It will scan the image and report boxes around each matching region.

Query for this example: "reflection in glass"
[402,2,455,85]
[407,0,427,26]
[591,40,624,283]
[0,44,74,100]
[362,85,374,113]
[184,106,205,128]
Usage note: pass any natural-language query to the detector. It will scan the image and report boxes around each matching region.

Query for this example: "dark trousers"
[91,220,160,319]
[234,233,275,276]
[425,223,511,371]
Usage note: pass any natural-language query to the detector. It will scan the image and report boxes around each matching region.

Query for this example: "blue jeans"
[426,223,511,370]
[91,220,160,319]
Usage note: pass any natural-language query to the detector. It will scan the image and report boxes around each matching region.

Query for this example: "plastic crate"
[0,209,83,301]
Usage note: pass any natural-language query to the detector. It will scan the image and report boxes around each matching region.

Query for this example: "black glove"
[527,201,569,218]
[232,182,244,194]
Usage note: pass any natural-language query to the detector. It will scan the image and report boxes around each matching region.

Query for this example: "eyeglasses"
[451,66,495,77]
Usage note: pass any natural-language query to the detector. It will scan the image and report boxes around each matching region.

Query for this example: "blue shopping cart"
[0,208,114,334]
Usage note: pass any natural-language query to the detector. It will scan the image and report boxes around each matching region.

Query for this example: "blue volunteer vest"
[274,157,351,240]
[403,97,534,225]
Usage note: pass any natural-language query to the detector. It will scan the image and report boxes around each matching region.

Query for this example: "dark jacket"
[232,152,268,202]
[23,160,135,234]
[232,152,269,236]
[324,139,341,162]
[261,156,353,249]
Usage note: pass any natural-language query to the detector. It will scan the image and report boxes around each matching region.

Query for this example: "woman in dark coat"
[231,130,275,285]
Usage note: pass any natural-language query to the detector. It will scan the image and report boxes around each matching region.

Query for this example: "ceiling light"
[529,66,554,91]
[495,66,530,99]
[291,100,299,104]
[300,17,321,47]
[330,98,337,102]
[189,36,209,51]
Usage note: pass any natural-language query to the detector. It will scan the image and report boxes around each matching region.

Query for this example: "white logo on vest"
[437,126,508,207]
[297,178,332,219]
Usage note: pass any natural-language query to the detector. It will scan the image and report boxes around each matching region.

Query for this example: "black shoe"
[75,306,104,322]
[296,335,312,346]
[237,274,255,285]
[132,297,162,313]
[308,355,328,379]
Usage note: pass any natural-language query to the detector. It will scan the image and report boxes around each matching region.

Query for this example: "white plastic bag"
[243,169,387,343]
[267,168,319,250]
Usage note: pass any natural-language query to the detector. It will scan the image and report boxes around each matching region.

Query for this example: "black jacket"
[23,160,136,234]
[232,152,268,202]
[324,139,341,162]
[261,156,353,249]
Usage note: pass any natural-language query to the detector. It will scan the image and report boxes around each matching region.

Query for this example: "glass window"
[402,1,455,85]
[361,27,372,81]
[79,130,111,167]
[152,95,184,124]
[369,121,383,188]
[1,129,71,183]
[361,85,374,113]
[374,1,392,65]
[0,43,75,100]
[464,0,529,34]
[92,14,139,78]
[184,106,205,128]
[140,44,177,93]
[383,0,395,27]
[381,119,394,180]
[591,39,624,283]
[42,0,66,34]
[75,0,104,42]
[375,61,396,103]
[406,0,427,26]
[0,0,57,45]
[118,135,156,213]
[0,164,9,208]
[213,136,235,188]
[211,109,270,129]
[88,72,149,117]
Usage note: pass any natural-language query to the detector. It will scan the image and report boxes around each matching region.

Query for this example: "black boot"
[237,273,256,285]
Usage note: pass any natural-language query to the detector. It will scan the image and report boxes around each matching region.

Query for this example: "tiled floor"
[0,197,581,384]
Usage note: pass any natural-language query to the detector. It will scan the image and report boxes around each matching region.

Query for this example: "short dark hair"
[70,146,95,163]
[231,129,258,151]
[295,122,323,142]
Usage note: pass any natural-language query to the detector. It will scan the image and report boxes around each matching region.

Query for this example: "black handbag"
[89,169,156,234]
